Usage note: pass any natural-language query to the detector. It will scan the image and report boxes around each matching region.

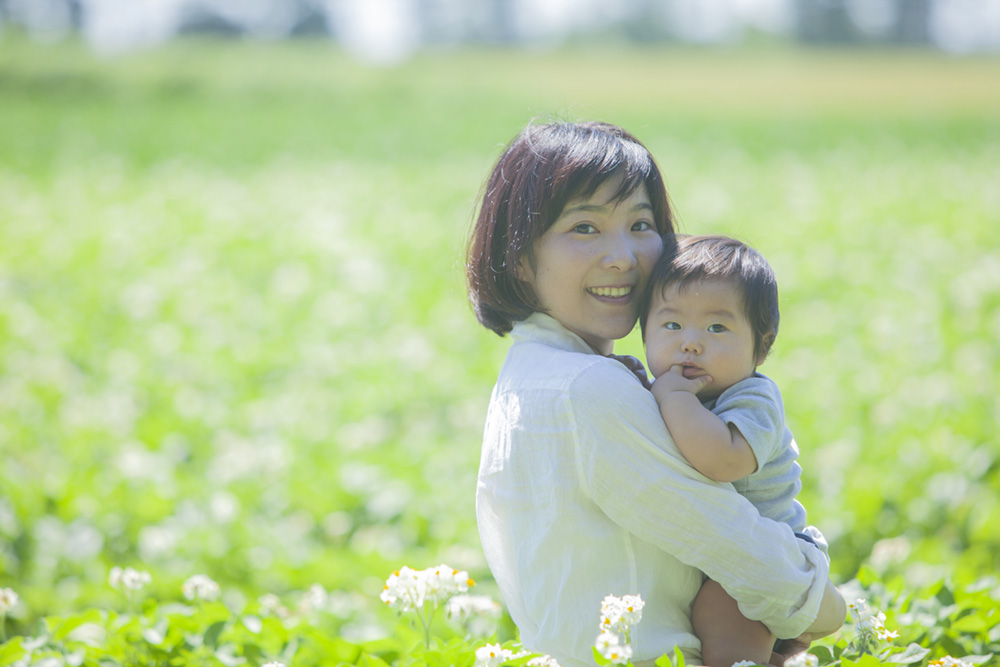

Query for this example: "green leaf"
[204,620,227,649]
[592,646,611,666]
[359,652,393,667]
[215,644,247,667]
[884,643,931,664]
[52,609,104,641]
[654,653,674,667]
[809,645,838,664]
[0,638,27,667]
[64,622,107,647]
[842,655,881,667]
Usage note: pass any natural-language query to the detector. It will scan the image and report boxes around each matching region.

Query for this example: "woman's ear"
[515,254,533,283]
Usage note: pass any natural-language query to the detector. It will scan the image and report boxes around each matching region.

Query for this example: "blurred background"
[3,0,1000,60]
[0,0,998,649]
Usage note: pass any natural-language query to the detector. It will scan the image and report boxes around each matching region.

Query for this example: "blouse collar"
[510,312,598,356]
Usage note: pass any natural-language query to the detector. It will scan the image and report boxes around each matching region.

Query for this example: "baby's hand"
[650,365,713,401]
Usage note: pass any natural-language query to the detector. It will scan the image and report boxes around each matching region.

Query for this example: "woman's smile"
[519,176,663,355]
[587,285,635,299]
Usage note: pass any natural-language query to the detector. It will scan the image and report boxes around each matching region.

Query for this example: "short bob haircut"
[466,120,675,336]
[639,235,780,363]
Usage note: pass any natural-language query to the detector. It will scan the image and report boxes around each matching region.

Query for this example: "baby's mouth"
[680,363,703,378]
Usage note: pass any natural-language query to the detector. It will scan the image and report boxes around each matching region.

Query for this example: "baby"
[639,234,828,667]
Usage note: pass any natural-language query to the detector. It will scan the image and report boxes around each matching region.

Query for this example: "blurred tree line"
[0,0,994,56]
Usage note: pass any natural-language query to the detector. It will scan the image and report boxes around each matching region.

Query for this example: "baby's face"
[644,279,759,400]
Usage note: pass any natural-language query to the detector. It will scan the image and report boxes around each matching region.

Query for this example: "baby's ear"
[756,332,776,366]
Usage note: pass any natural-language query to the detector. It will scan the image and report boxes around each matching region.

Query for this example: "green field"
[1,35,999,665]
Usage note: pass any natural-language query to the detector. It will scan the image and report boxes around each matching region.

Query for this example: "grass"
[0,33,998,664]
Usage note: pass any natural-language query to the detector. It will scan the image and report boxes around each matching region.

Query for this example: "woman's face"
[519,176,663,355]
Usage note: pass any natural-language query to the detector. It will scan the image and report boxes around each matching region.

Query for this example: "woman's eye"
[572,223,597,234]
[708,324,727,333]
[632,220,653,232]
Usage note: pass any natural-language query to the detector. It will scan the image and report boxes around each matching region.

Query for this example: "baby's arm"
[650,366,758,482]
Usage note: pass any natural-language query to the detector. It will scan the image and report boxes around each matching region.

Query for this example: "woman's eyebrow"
[562,201,653,215]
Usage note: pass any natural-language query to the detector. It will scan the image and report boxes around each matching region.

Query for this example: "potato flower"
[109,566,152,591]
[380,563,474,647]
[599,593,644,636]
[784,652,819,667]
[0,588,17,614]
[929,658,974,667]
[446,594,502,637]
[847,598,898,656]
[475,643,517,667]
[182,574,221,602]
[380,564,472,612]
[595,630,632,665]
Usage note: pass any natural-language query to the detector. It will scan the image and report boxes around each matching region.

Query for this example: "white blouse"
[476,313,830,667]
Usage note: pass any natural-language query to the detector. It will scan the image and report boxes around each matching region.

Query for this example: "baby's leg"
[693,579,775,667]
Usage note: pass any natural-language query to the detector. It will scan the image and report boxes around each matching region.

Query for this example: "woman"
[465,120,844,667]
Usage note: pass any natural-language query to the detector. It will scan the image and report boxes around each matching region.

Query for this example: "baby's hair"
[640,235,780,362]
[466,120,675,336]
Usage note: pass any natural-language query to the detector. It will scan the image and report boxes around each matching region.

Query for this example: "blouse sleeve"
[571,359,829,640]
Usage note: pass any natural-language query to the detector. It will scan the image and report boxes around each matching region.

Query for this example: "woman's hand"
[771,580,847,664]
[771,634,819,666]
[607,354,652,389]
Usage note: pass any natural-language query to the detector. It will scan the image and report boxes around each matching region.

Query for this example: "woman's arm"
[574,360,831,640]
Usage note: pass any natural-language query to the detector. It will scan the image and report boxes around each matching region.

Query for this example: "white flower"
[731,661,758,667]
[527,655,562,667]
[182,574,221,602]
[784,654,819,667]
[423,564,473,605]
[262,662,286,667]
[299,583,329,614]
[930,658,974,667]
[446,594,502,621]
[599,593,644,636]
[0,588,18,614]
[380,566,425,612]
[380,564,473,612]
[258,593,290,618]
[595,632,632,665]
[475,642,515,667]
[446,594,502,637]
[109,566,152,591]
[595,631,621,653]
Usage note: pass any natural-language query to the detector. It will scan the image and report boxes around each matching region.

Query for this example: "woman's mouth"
[588,286,632,299]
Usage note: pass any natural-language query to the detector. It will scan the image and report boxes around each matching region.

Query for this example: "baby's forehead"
[655,276,745,303]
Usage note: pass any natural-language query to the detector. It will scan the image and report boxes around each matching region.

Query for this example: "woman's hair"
[466,120,675,336]
[640,235,780,362]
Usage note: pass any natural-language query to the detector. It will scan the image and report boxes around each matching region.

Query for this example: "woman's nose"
[602,233,638,271]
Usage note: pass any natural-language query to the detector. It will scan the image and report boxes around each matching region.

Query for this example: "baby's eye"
[708,324,727,333]
[665,322,681,330]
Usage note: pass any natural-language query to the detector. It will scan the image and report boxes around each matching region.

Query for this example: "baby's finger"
[689,374,713,392]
